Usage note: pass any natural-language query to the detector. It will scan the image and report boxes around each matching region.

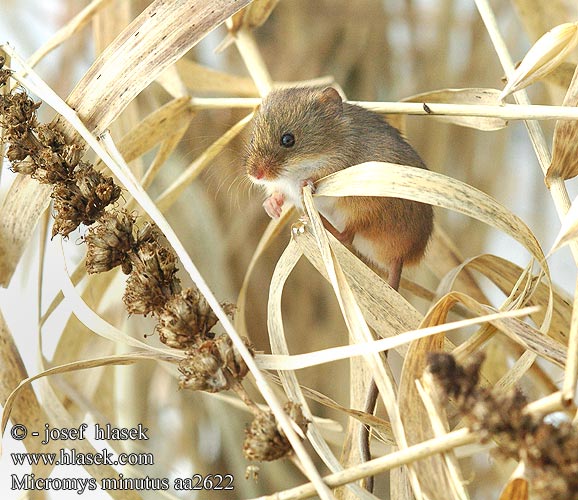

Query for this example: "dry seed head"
[51,181,89,237]
[157,287,235,349]
[0,91,40,132]
[242,402,309,462]
[50,166,121,237]
[0,55,11,87]
[178,335,253,392]
[135,221,157,245]
[179,343,227,392]
[75,166,121,208]
[428,352,578,500]
[85,211,136,274]
[123,241,181,316]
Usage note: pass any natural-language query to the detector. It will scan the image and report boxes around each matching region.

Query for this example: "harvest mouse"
[244,86,433,490]
[245,86,432,287]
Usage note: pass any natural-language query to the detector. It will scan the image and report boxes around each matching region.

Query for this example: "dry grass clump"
[1,1,578,499]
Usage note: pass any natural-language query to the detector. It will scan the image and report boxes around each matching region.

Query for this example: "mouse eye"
[280,132,295,148]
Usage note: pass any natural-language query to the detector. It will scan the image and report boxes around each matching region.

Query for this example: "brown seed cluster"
[0,60,120,237]
[157,288,236,349]
[123,241,181,316]
[243,402,309,462]
[428,353,578,500]
[1,59,262,463]
[179,334,252,392]
[85,210,137,275]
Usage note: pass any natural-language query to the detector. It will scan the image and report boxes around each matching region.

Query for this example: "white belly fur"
[352,233,381,268]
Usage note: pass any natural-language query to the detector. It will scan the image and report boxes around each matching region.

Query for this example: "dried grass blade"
[155,113,253,212]
[435,290,564,368]
[176,59,258,96]
[494,351,537,393]
[267,238,374,500]
[316,163,553,337]
[403,88,507,130]
[450,255,568,345]
[27,0,114,68]
[499,22,578,100]
[0,310,59,477]
[551,191,578,252]
[549,196,578,391]
[398,293,458,498]
[235,206,294,337]
[415,378,469,500]
[230,0,280,32]
[563,274,578,401]
[546,64,578,183]
[53,0,253,138]
[1,352,159,436]
[499,477,529,500]
[0,177,52,287]
[140,127,189,189]
[316,163,546,270]
[229,27,272,95]
[94,96,195,171]
[301,186,425,499]
[256,307,538,371]
[488,314,566,368]
[425,227,488,303]
[294,229,422,347]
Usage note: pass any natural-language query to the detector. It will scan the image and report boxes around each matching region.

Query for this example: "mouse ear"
[317,87,343,114]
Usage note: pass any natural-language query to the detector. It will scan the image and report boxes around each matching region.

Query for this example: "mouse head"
[245,86,346,183]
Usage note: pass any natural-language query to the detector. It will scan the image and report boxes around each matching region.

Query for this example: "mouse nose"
[248,157,276,181]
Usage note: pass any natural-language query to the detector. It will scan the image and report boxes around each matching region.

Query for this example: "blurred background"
[1,0,577,498]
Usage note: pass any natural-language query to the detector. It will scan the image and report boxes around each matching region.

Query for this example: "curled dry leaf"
[500,22,578,100]
[546,64,578,184]
[435,254,568,346]
[402,88,507,130]
[315,163,548,273]
[399,292,465,499]
[542,61,577,89]
[499,477,529,500]
[230,0,280,33]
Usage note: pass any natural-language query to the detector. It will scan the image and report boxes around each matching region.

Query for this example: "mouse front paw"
[300,178,316,194]
[263,192,285,219]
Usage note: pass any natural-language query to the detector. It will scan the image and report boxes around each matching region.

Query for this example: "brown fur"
[245,86,433,269]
